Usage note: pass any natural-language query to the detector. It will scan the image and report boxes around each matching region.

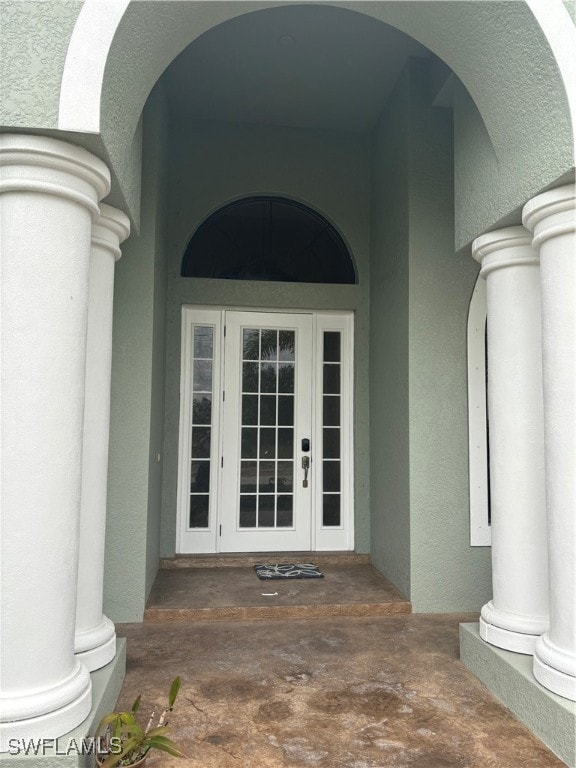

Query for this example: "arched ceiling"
[163,5,435,133]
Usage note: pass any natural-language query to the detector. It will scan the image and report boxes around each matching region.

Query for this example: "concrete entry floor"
[116,614,566,767]
[144,561,411,621]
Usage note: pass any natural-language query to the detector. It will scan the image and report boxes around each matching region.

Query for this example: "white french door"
[220,312,313,551]
[176,308,353,554]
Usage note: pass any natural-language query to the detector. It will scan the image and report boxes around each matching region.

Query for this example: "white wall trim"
[58,0,130,132]
[468,275,491,546]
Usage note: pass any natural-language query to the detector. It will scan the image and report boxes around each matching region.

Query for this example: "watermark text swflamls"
[8,736,122,756]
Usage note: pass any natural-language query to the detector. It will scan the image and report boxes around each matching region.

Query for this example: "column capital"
[522,184,576,248]
[93,203,131,261]
[472,226,537,278]
[0,133,110,217]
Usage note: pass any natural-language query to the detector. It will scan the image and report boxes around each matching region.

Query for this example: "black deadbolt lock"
[301,438,310,452]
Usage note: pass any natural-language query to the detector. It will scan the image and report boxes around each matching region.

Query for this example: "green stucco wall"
[370,65,411,599]
[160,121,372,557]
[104,86,168,622]
[357,0,574,250]
[0,0,82,130]
[407,60,491,611]
[370,59,491,611]
[144,84,169,600]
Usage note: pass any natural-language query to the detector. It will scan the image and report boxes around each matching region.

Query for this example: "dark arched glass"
[181,197,356,284]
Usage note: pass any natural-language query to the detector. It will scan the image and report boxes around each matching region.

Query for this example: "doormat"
[254,563,324,580]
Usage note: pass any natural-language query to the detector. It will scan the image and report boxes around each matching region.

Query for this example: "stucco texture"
[370,65,411,600]
[370,59,491,612]
[105,87,168,622]
[0,0,82,129]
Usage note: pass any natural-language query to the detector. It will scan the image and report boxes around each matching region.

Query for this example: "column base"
[0,665,92,753]
[460,623,576,767]
[480,601,548,654]
[75,635,116,674]
[0,640,126,765]
[75,616,116,672]
[534,633,576,702]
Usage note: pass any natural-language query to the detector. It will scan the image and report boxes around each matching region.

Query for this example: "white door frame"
[176,306,354,553]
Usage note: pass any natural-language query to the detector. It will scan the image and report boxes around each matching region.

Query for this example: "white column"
[523,184,576,701]
[0,134,110,749]
[472,227,549,654]
[75,204,130,672]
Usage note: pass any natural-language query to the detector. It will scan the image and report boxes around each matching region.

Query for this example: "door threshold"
[161,551,370,569]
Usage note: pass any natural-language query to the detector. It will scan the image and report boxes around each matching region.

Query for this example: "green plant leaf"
[131,694,141,714]
[143,735,186,758]
[118,712,137,726]
[96,676,184,765]
[168,676,182,709]
[95,712,120,736]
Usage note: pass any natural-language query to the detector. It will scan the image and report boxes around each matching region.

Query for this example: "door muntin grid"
[239,327,295,528]
[189,325,214,528]
[322,330,342,527]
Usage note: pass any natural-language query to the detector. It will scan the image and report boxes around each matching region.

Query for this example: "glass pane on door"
[189,326,214,529]
[322,331,342,527]
[239,328,295,528]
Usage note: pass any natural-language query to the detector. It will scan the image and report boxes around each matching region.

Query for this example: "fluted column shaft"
[0,134,110,749]
[75,204,130,671]
[472,226,549,654]
[524,184,576,701]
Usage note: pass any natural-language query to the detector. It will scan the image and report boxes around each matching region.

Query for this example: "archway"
[60,0,575,246]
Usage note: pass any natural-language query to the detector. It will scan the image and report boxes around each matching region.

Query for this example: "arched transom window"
[181,197,356,284]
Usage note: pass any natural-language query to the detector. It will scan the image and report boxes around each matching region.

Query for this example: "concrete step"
[160,551,371,569]
[144,601,411,623]
[145,563,411,623]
